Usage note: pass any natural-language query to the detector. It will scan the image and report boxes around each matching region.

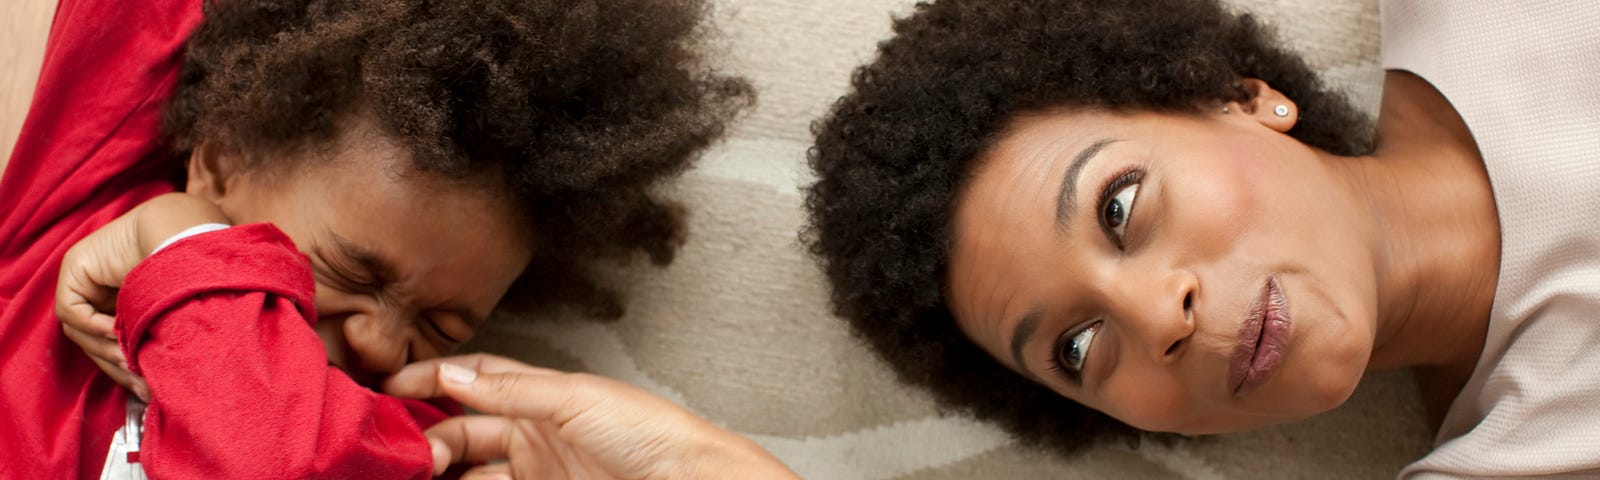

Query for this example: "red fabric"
[116,224,438,478]
[0,0,450,478]
[0,0,199,477]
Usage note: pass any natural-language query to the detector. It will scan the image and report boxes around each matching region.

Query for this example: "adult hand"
[55,193,230,402]
[384,354,800,480]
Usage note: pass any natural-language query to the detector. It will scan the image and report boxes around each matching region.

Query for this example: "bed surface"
[468,1,1434,478]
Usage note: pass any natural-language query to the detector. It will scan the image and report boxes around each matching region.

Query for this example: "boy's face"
[190,119,534,387]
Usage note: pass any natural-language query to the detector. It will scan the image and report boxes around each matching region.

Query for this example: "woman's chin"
[1154,390,1359,435]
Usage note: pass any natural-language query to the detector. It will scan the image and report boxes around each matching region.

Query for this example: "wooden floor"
[0,0,58,180]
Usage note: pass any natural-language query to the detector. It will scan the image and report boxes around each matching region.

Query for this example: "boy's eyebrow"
[330,232,398,285]
[329,231,488,326]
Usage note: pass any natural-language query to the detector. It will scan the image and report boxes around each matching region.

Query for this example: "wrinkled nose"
[311,315,352,370]
[313,310,410,379]
[1112,272,1197,364]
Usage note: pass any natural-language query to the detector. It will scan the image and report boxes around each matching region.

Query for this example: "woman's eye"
[1101,182,1140,243]
[1057,322,1102,373]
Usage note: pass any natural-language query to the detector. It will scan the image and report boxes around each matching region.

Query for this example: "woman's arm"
[0,0,56,173]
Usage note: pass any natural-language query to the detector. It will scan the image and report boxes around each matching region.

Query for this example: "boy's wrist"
[152,223,231,254]
[133,193,233,258]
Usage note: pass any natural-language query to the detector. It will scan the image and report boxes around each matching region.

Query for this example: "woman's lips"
[1229,277,1293,395]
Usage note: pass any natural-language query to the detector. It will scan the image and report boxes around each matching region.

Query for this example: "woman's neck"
[1340,72,1501,389]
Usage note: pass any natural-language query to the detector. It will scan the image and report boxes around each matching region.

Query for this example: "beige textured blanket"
[467,0,1434,478]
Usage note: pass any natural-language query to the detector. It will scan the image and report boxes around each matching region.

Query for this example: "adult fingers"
[458,463,512,480]
[382,353,560,399]
[421,363,794,480]
[424,415,518,470]
[429,415,603,480]
[429,363,607,424]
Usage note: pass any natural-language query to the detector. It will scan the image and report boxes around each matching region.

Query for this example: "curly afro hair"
[165,0,753,316]
[805,0,1372,455]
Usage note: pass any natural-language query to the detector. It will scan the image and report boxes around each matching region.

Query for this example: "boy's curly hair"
[165,0,753,316]
[805,0,1371,455]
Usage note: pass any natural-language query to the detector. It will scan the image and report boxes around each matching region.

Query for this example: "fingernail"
[439,363,477,385]
[429,437,449,476]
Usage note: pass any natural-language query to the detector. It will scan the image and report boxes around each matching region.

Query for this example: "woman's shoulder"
[1388,3,1600,476]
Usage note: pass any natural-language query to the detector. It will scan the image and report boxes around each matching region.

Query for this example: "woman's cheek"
[1098,370,1193,433]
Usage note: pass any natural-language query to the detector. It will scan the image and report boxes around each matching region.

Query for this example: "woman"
[0,0,752,477]
[807,0,1598,476]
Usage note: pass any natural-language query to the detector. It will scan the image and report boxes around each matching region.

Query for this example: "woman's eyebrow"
[1010,307,1044,380]
[1054,138,1118,231]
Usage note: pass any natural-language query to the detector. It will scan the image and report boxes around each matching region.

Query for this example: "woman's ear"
[184,141,242,203]
[1222,78,1298,133]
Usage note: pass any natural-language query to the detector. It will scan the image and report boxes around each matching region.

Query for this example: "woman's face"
[191,121,534,387]
[945,108,1381,434]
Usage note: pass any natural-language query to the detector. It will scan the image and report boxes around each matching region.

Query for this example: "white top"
[152,223,231,254]
[1381,1,1600,478]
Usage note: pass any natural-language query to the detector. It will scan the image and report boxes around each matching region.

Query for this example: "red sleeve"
[114,223,436,479]
[0,0,199,268]
[0,0,202,477]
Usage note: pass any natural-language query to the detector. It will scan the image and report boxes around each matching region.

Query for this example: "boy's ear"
[1222,78,1298,133]
[184,142,242,203]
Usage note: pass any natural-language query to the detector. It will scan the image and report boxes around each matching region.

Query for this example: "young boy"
[0,0,750,477]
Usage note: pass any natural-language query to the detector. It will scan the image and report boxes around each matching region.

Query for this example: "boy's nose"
[313,311,410,380]
[312,314,353,371]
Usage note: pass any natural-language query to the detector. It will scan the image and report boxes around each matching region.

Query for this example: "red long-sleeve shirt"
[0,0,446,477]
[112,223,442,478]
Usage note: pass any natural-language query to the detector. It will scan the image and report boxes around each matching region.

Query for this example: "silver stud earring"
[1222,106,1231,114]
[1273,105,1290,117]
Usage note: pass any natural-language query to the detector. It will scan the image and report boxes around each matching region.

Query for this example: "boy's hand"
[56,193,231,402]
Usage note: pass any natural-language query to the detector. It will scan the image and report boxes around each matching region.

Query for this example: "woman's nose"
[1112,272,1197,364]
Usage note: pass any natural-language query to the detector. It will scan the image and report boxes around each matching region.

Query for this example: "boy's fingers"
[85,311,117,339]
[61,321,126,368]
[86,355,151,402]
[57,273,119,340]
[79,285,118,320]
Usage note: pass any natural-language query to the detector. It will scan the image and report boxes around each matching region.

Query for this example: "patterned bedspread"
[468,1,1434,478]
